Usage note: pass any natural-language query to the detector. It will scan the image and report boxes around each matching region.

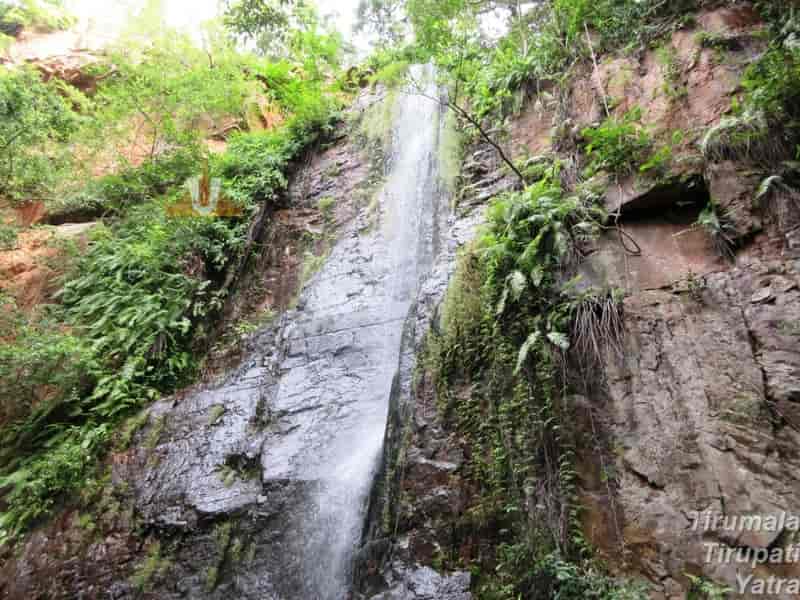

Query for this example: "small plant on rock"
[687,574,732,599]
[696,202,738,261]
[130,542,172,593]
[0,223,18,250]
[700,111,776,163]
[581,108,652,177]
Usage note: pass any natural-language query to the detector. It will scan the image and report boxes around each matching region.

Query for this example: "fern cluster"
[424,162,636,598]
[0,49,340,545]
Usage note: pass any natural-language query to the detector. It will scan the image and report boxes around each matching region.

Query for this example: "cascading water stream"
[265,64,445,599]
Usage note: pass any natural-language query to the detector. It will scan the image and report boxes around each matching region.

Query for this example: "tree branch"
[404,77,527,186]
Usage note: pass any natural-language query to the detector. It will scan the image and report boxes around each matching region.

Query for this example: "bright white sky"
[63,0,364,46]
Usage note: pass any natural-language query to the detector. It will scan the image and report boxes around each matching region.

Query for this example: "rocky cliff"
[356,4,800,599]
[2,4,800,599]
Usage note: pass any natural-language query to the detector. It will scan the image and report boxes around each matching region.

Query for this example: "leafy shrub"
[89,37,254,157]
[98,148,201,208]
[0,67,79,202]
[217,103,335,208]
[754,1,800,31]
[363,44,426,79]
[552,0,699,53]
[482,177,604,301]
[581,109,653,177]
[480,547,649,599]
[216,131,296,206]
[742,38,800,119]
[0,0,75,34]
[0,222,17,249]
[703,10,800,164]
[526,552,649,599]
[466,41,542,120]
[0,308,96,427]
[255,60,340,134]
[0,424,108,545]
[51,147,202,219]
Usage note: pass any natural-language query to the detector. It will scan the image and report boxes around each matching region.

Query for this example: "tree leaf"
[514,331,541,375]
[547,331,571,350]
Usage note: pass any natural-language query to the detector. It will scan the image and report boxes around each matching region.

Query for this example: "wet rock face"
[0,115,377,599]
[369,566,471,600]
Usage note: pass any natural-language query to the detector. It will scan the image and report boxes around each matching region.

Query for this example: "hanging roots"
[572,292,625,370]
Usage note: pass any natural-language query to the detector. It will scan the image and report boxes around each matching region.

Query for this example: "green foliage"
[53,147,202,219]
[358,87,398,145]
[0,299,96,427]
[84,34,256,164]
[743,37,800,120]
[208,404,226,425]
[317,195,335,217]
[638,134,678,176]
[205,566,220,592]
[405,0,469,56]
[552,0,697,53]
[213,67,338,206]
[581,109,652,177]
[697,9,800,165]
[223,0,343,74]
[216,130,297,206]
[687,574,732,600]
[754,1,800,31]
[0,0,341,549]
[0,0,75,34]
[130,541,172,593]
[98,148,202,208]
[656,43,687,100]
[0,67,80,202]
[223,0,303,57]
[59,205,248,417]
[699,111,772,163]
[696,201,737,261]
[480,548,649,599]
[0,209,247,542]
[465,39,543,120]
[423,162,626,594]
[482,176,603,297]
[439,110,463,193]
[0,222,17,249]
[399,0,703,130]
[0,424,108,544]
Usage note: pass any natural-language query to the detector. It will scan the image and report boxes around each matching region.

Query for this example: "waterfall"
[264,64,445,599]
[114,64,447,600]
